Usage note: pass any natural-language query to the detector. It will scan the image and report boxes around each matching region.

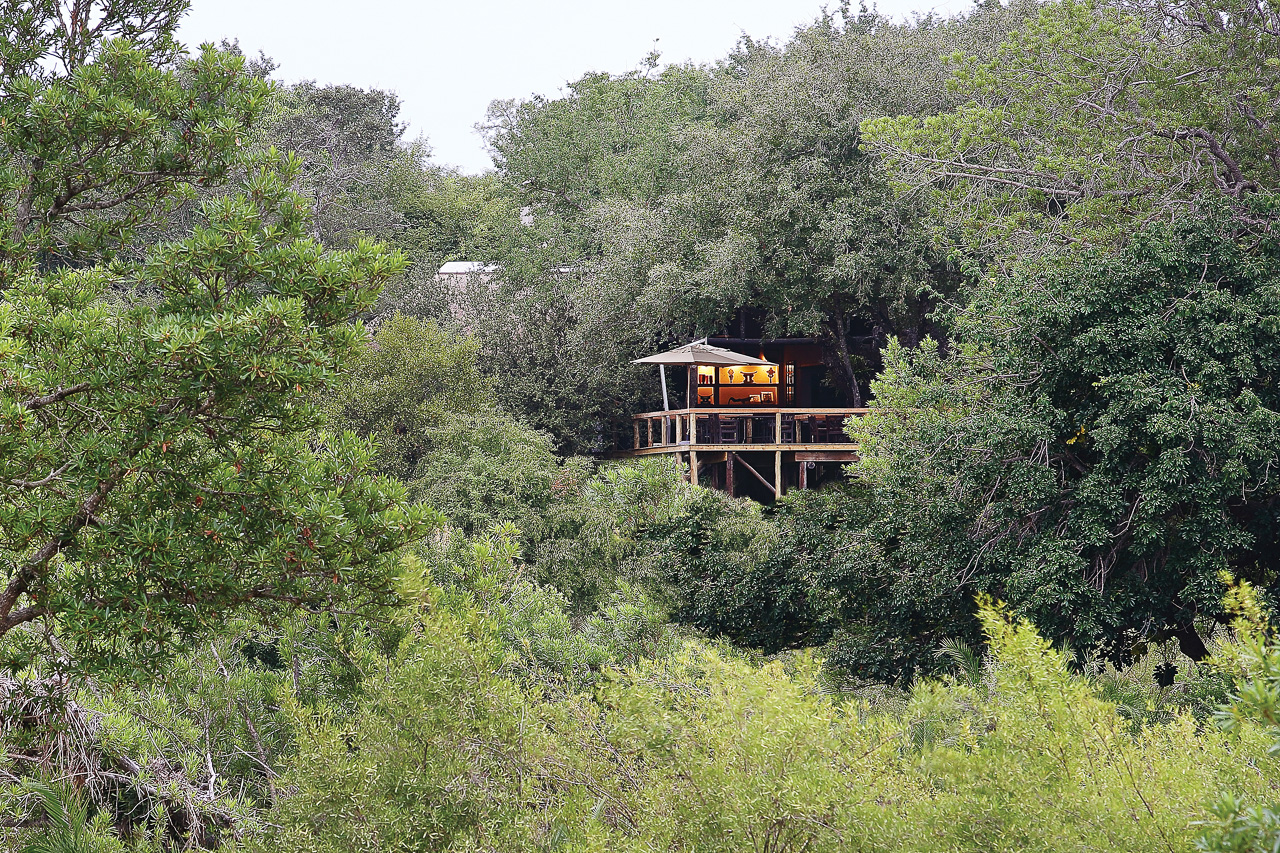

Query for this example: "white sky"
[179,0,954,174]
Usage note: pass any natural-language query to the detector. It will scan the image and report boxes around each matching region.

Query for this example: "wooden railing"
[631,406,867,451]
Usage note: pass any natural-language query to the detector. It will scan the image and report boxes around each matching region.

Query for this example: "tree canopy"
[0,0,430,674]
[862,0,1280,252]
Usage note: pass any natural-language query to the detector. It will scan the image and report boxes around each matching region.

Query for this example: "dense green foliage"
[42,588,1274,853]
[837,209,1280,680]
[0,2,428,675]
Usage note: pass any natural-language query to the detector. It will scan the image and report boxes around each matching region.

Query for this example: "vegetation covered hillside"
[4,0,1280,850]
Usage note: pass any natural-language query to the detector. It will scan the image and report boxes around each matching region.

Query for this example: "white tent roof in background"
[438,261,497,274]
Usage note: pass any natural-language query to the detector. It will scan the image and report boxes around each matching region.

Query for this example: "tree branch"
[22,382,92,411]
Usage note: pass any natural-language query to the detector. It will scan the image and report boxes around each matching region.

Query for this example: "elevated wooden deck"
[623,406,866,497]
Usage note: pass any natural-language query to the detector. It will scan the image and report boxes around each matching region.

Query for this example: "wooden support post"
[731,452,776,496]
[775,451,782,497]
[799,460,808,490]
[689,450,698,485]
[675,414,683,444]
[726,452,735,497]
[634,420,640,449]
[776,411,783,444]
[648,418,655,448]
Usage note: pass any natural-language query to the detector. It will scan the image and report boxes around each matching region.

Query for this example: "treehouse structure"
[626,339,865,501]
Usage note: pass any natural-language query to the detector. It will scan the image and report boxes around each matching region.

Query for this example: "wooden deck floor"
[621,406,864,496]
[624,441,857,457]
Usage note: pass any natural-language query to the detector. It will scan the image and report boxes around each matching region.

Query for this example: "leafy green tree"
[1186,579,1280,852]
[320,312,595,549]
[483,54,711,235]
[469,6,1029,446]
[843,207,1280,680]
[1,1,262,271]
[322,313,485,480]
[439,267,635,454]
[863,0,1280,252]
[240,78,527,335]
[0,160,430,673]
[250,80,420,249]
[525,456,694,608]
[469,59,716,450]
[410,412,580,538]
[646,485,886,658]
[0,2,430,673]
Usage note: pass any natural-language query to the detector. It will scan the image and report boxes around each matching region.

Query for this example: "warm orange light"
[718,363,778,385]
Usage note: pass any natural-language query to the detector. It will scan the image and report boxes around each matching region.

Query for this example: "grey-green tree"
[862,0,1280,253]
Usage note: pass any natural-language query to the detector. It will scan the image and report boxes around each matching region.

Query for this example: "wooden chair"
[812,416,848,442]
[717,416,741,444]
[695,415,713,444]
[779,415,796,443]
[750,414,770,443]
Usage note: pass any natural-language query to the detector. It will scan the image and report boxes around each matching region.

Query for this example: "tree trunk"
[828,313,863,407]
[1172,623,1209,662]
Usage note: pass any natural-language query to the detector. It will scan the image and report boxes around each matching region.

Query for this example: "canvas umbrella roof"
[633,342,774,411]
[632,342,772,367]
